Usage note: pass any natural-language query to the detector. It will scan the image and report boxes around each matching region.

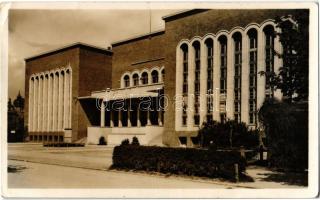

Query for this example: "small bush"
[120,139,130,146]
[131,136,140,146]
[112,145,250,182]
[98,136,107,145]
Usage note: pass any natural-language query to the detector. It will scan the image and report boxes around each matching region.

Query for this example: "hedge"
[43,142,85,147]
[112,145,249,181]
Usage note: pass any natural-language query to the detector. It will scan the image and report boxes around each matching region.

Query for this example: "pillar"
[110,110,114,128]
[63,71,68,130]
[213,38,220,121]
[137,107,141,127]
[257,28,266,111]
[100,101,105,127]
[69,70,72,128]
[52,73,58,131]
[241,33,249,124]
[199,40,207,125]
[58,72,64,131]
[147,109,151,126]
[175,45,184,129]
[226,36,234,120]
[158,110,163,126]
[274,27,283,100]
[127,100,131,127]
[48,74,53,132]
[43,75,48,132]
[118,110,122,127]
[187,43,195,128]
[38,76,42,132]
[28,78,34,132]
[33,77,38,132]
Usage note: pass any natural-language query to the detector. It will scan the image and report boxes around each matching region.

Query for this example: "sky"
[8,9,181,99]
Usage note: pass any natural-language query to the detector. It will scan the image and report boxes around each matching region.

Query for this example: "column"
[69,70,72,128]
[118,110,122,127]
[137,107,141,127]
[63,72,68,130]
[187,43,195,128]
[43,76,48,132]
[100,101,105,127]
[110,110,114,128]
[47,74,52,132]
[175,45,183,129]
[241,34,249,124]
[199,40,207,124]
[127,100,131,127]
[257,28,266,111]
[58,72,63,131]
[147,109,151,126]
[274,27,283,100]
[28,78,34,132]
[38,77,42,132]
[52,74,58,131]
[33,77,38,132]
[213,39,220,121]
[158,110,163,126]
[226,36,234,120]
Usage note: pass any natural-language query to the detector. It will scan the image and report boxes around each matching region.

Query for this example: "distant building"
[8,93,25,142]
[24,9,307,146]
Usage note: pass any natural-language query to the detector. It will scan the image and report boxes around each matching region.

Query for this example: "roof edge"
[111,29,165,47]
[162,9,210,22]
[25,42,113,62]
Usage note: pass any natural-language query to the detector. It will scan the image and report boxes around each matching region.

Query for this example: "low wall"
[87,126,164,145]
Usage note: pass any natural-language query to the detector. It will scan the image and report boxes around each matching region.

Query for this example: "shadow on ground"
[8,165,27,173]
[258,171,308,186]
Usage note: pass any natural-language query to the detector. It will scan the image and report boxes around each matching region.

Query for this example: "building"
[24,9,306,146]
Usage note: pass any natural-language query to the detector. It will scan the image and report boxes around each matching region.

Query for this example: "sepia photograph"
[1,1,318,198]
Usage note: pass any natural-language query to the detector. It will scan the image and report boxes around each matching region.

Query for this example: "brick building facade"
[24,9,307,146]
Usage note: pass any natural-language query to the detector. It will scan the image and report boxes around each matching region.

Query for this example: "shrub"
[258,98,308,171]
[112,145,250,182]
[197,120,260,149]
[131,136,140,146]
[98,136,107,145]
[120,139,130,146]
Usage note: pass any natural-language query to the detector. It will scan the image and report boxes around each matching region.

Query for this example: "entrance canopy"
[86,83,164,101]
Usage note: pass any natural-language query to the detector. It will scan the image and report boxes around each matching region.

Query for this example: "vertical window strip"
[194,42,200,125]
[264,27,275,98]
[206,39,214,120]
[219,36,227,123]
[182,45,188,126]
[234,34,242,122]
[248,30,257,125]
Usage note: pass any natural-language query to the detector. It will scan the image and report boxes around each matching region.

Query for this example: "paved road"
[8,160,228,188]
[7,143,306,189]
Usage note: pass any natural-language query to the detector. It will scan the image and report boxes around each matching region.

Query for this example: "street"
[7,143,306,189]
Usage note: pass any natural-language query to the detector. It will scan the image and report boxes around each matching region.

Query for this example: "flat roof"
[111,29,165,47]
[162,9,209,22]
[25,42,113,62]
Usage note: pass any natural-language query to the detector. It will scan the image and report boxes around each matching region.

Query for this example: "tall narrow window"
[193,41,200,125]
[233,32,242,122]
[133,73,139,86]
[205,38,214,122]
[124,75,130,87]
[141,72,148,85]
[248,29,258,125]
[151,70,159,84]
[219,35,227,123]
[181,44,188,126]
[264,25,275,98]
